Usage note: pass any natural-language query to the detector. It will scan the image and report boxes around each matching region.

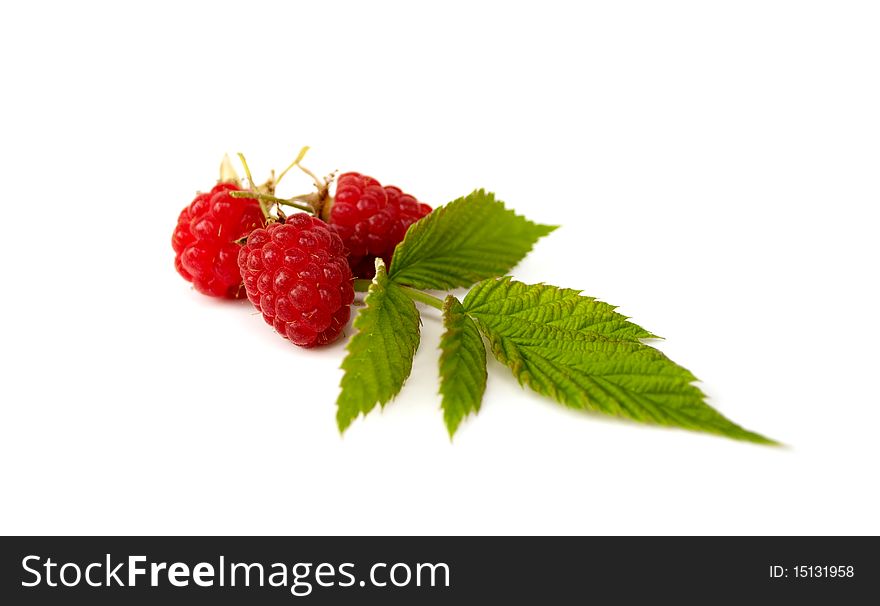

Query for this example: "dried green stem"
[229,190,314,214]
[274,146,311,188]
[236,153,271,220]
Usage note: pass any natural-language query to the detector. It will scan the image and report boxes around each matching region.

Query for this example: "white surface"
[1,1,878,535]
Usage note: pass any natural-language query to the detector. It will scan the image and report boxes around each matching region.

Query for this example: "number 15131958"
[770,565,854,579]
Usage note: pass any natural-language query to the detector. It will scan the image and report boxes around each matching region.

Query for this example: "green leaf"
[463,277,658,341]
[439,296,488,438]
[336,259,421,432]
[464,278,775,444]
[388,189,557,290]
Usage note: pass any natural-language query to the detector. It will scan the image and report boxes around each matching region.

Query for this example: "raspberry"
[322,172,432,277]
[238,215,354,348]
[172,183,265,298]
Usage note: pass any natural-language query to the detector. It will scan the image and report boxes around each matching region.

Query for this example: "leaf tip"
[335,402,355,434]
[443,412,464,441]
[743,431,783,447]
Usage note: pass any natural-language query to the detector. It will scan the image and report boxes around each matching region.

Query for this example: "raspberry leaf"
[388,190,556,290]
[439,296,488,438]
[336,259,421,432]
[464,277,659,341]
[463,278,775,444]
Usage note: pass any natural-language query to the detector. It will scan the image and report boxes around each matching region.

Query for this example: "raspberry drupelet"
[172,183,265,298]
[238,214,354,348]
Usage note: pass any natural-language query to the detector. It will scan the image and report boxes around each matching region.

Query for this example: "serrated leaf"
[464,278,775,444]
[463,277,658,341]
[388,189,556,290]
[439,296,488,438]
[336,259,421,432]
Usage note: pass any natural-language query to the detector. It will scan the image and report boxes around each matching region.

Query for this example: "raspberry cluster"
[172,155,431,348]
[238,215,354,348]
[323,172,432,277]
[172,183,264,298]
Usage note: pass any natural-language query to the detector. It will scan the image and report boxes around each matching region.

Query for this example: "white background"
[1,1,878,535]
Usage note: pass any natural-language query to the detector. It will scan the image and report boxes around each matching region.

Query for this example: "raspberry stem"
[274,146,311,188]
[272,147,337,218]
[236,153,272,220]
[277,193,322,210]
[353,280,444,310]
[229,190,314,214]
[400,286,444,310]
[297,163,324,189]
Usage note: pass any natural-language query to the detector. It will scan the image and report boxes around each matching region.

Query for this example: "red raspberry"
[172,183,265,298]
[238,215,354,348]
[322,173,432,277]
